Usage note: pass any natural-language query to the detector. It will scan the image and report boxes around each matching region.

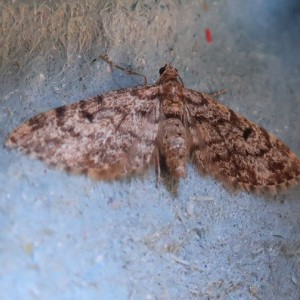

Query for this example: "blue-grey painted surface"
[1,1,300,299]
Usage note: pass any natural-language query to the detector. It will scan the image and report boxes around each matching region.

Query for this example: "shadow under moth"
[6,65,300,195]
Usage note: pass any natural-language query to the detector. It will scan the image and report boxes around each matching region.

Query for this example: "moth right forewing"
[183,88,300,195]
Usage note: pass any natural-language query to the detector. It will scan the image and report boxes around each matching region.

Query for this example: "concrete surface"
[0,1,300,299]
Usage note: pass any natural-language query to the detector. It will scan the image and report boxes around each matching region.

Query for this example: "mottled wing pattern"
[184,89,300,194]
[7,85,161,180]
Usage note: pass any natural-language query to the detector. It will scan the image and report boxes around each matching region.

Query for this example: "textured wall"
[1,1,300,299]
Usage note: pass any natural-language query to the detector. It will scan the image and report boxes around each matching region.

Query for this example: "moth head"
[159,64,178,75]
[158,65,183,85]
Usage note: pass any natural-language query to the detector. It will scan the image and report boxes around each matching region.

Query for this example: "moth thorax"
[162,99,184,118]
[158,74,180,84]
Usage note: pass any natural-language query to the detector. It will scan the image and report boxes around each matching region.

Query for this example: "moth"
[6,65,300,195]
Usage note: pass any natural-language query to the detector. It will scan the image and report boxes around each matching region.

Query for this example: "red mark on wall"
[205,28,212,43]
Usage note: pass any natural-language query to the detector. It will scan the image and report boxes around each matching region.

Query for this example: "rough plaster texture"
[0,1,300,299]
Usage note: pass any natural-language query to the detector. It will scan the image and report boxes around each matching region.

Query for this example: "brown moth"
[6,65,300,195]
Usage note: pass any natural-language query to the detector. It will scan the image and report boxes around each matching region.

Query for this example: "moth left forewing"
[184,89,300,195]
[7,85,161,180]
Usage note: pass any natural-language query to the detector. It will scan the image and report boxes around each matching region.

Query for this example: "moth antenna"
[99,53,147,85]
[177,74,184,86]
[208,89,227,98]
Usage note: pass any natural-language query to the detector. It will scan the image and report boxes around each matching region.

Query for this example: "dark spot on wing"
[55,106,67,118]
[68,127,80,138]
[82,111,94,122]
[194,115,207,123]
[139,110,148,117]
[243,127,253,140]
[79,100,89,111]
[130,89,139,97]
[95,95,103,104]
[28,113,47,130]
